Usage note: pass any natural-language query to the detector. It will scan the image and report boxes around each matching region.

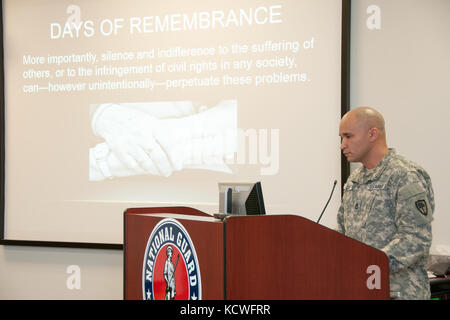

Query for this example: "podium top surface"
[128,212,220,223]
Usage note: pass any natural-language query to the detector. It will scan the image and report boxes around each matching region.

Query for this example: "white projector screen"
[2,0,346,245]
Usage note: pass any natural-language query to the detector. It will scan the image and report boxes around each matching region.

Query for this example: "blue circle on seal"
[142,218,201,300]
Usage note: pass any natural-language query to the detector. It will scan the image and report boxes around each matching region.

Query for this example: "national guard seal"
[142,218,201,300]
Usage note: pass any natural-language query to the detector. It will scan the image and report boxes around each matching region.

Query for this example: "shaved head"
[339,106,389,168]
[344,106,386,135]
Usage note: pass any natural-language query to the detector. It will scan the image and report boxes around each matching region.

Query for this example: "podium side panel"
[225,215,389,300]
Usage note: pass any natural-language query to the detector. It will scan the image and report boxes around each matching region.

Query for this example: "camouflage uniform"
[337,149,434,300]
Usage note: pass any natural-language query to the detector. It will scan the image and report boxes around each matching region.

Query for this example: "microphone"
[316,180,338,224]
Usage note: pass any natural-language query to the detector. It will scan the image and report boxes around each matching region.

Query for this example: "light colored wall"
[1,0,449,299]
[0,245,122,299]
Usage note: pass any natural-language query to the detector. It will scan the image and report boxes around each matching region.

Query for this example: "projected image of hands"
[89,100,237,181]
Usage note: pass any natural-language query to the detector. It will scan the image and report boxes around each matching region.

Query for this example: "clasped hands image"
[89,100,237,181]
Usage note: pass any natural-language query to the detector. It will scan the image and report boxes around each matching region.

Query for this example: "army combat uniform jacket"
[337,149,434,300]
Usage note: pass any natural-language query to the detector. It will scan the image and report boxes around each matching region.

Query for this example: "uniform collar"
[352,148,396,184]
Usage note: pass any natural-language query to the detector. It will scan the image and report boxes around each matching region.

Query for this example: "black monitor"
[218,182,266,215]
[245,182,266,215]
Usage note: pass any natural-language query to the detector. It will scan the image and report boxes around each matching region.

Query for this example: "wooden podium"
[124,207,389,300]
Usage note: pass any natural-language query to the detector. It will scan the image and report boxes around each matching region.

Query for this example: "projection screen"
[1,0,348,245]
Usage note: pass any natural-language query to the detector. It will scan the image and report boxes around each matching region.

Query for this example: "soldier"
[164,245,176,300]
[338,106,434,300]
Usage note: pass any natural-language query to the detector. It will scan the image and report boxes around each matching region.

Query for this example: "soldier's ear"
[368,127,379,142]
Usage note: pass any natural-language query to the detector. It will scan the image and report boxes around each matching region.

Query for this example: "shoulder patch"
[415,199,428,216]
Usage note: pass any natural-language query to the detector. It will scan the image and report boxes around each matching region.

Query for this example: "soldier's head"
[166,245,173,258]
[339,106,388,168]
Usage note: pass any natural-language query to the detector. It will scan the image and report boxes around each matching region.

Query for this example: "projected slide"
[3,0,343,243]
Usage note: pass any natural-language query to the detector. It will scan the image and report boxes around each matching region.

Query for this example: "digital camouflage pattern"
[337,149,434,300]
